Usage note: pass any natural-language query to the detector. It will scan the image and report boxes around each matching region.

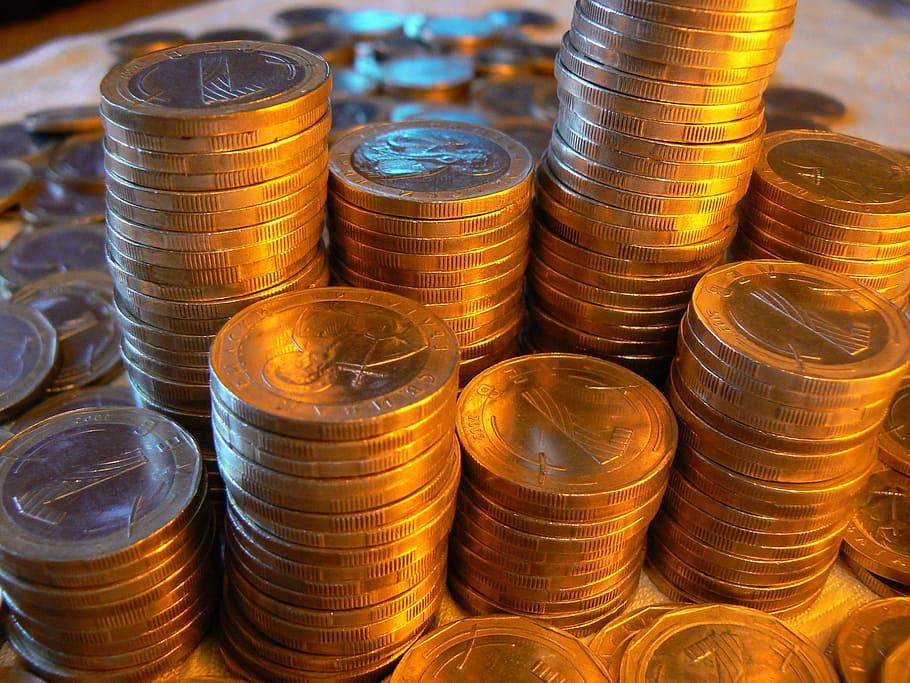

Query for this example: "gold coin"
[834,597,910,683]
[750,129,910,228]
[842,468,910,585]
[618,603,838,682]
[100,41,332,137]
[328,120,534,219]
[390,614,611,682]
[879,377,910,476]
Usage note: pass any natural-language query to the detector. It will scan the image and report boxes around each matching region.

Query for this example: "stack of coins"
[389,615,611,681]
[0,407,216,681]
[735,130,910,309]
[99,41,332,449]
[524,0,798,383]
[649,259,910,613]
[841,467,910,597]
[209,287,461,681]
[450,353,677,635]
[327,120,534,384]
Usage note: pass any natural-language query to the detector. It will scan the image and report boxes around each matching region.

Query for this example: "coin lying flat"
[834,597,910,683]
[0,301,58,421]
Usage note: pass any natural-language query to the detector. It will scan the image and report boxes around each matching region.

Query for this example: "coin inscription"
[351,127,511,191]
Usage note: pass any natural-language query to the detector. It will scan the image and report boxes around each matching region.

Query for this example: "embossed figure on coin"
[862,481,910,551]
[128,48,306,109]
[261,301,429,401]
[767,140,910,203]
[351,128,511,191]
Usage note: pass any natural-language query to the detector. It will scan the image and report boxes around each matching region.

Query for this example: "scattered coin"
[834,597,910,683]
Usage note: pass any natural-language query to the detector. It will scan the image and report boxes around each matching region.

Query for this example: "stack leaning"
[734,129,910,309]
[209,287,461,682]
[327,119,534,385]
[649,259,910,614]
[99,40,333,503]
[449,353,677,635]
[525,0,797,383]
[0,407,216,681]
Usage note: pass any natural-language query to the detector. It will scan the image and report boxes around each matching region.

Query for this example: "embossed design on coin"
[351,127,511,191]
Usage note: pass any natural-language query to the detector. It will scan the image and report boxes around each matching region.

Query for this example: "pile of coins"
[209,287,461,681]
[99,40,332,439]
[841,467,910,598]
[524,0,797,382]
[327,119,534,384]
[0,407,215,680]
[449,353,676,635]
[649,259,910,613]
[736,129,910,309]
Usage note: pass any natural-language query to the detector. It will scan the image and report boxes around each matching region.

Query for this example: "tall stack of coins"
[0,407,215,681]
[649,259,910,613]
[735,130,910,309]
[327,120,534,384]
[524,0,797,383]
[209,287,460,681]
[99,41,332,458]
[450,353,677,635]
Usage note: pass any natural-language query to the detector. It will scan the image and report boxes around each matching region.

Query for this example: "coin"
[390,615,611,682]
[19,181,105,225]
[106,29,189,60]
[381,55,476,101]
[618,603,837,681]
[0,159,34,214]
[3,384,136,434]
[0,301,58,420]
[763,84,848,122]
[834,597,910,683]
[0,222,107,293]
[588,604,685,682]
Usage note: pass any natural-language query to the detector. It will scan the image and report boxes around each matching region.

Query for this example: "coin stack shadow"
[523,0,798,384]
[0,407,216,680]
[326,119,534,386]
[99,41,334,511]
[734,129,910,310]
[649,260,910,613]
[449,353,677,636]
[208,288,461,681]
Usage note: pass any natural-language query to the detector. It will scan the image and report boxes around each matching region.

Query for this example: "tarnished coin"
[834,597,910,683]
[209,287,459,441]
[618,603,837,682]
[390,615,611,681]
[0,302,58,421]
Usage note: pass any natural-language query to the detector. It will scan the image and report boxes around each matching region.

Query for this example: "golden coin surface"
[389,614,611,681]
[588,603,683,681]
[687,260,910,395]
[456,352,677,513]
[880,377,910,476]
[100,41,332,136]
[209,287,459,440]
[619,603,838,682]
[834,597,910,683]
[842,468,910,584]
[328,120,534,218]
[751,130,910,227]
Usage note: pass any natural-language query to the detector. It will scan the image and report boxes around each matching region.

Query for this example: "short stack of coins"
[449,353,677,635]
[0,406,216,681]
[735,129,910,309]
[208,287,461,681]
[524,0,798,383]
[649,259,910,613]
[327,119,534,385]
[99,41,333,501]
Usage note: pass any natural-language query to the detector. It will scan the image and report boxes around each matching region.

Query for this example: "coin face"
[0,407,201,562]
[210,287,458,439]
[0,302,58,420]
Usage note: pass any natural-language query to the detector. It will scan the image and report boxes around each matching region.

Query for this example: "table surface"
[0,0,907,678]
